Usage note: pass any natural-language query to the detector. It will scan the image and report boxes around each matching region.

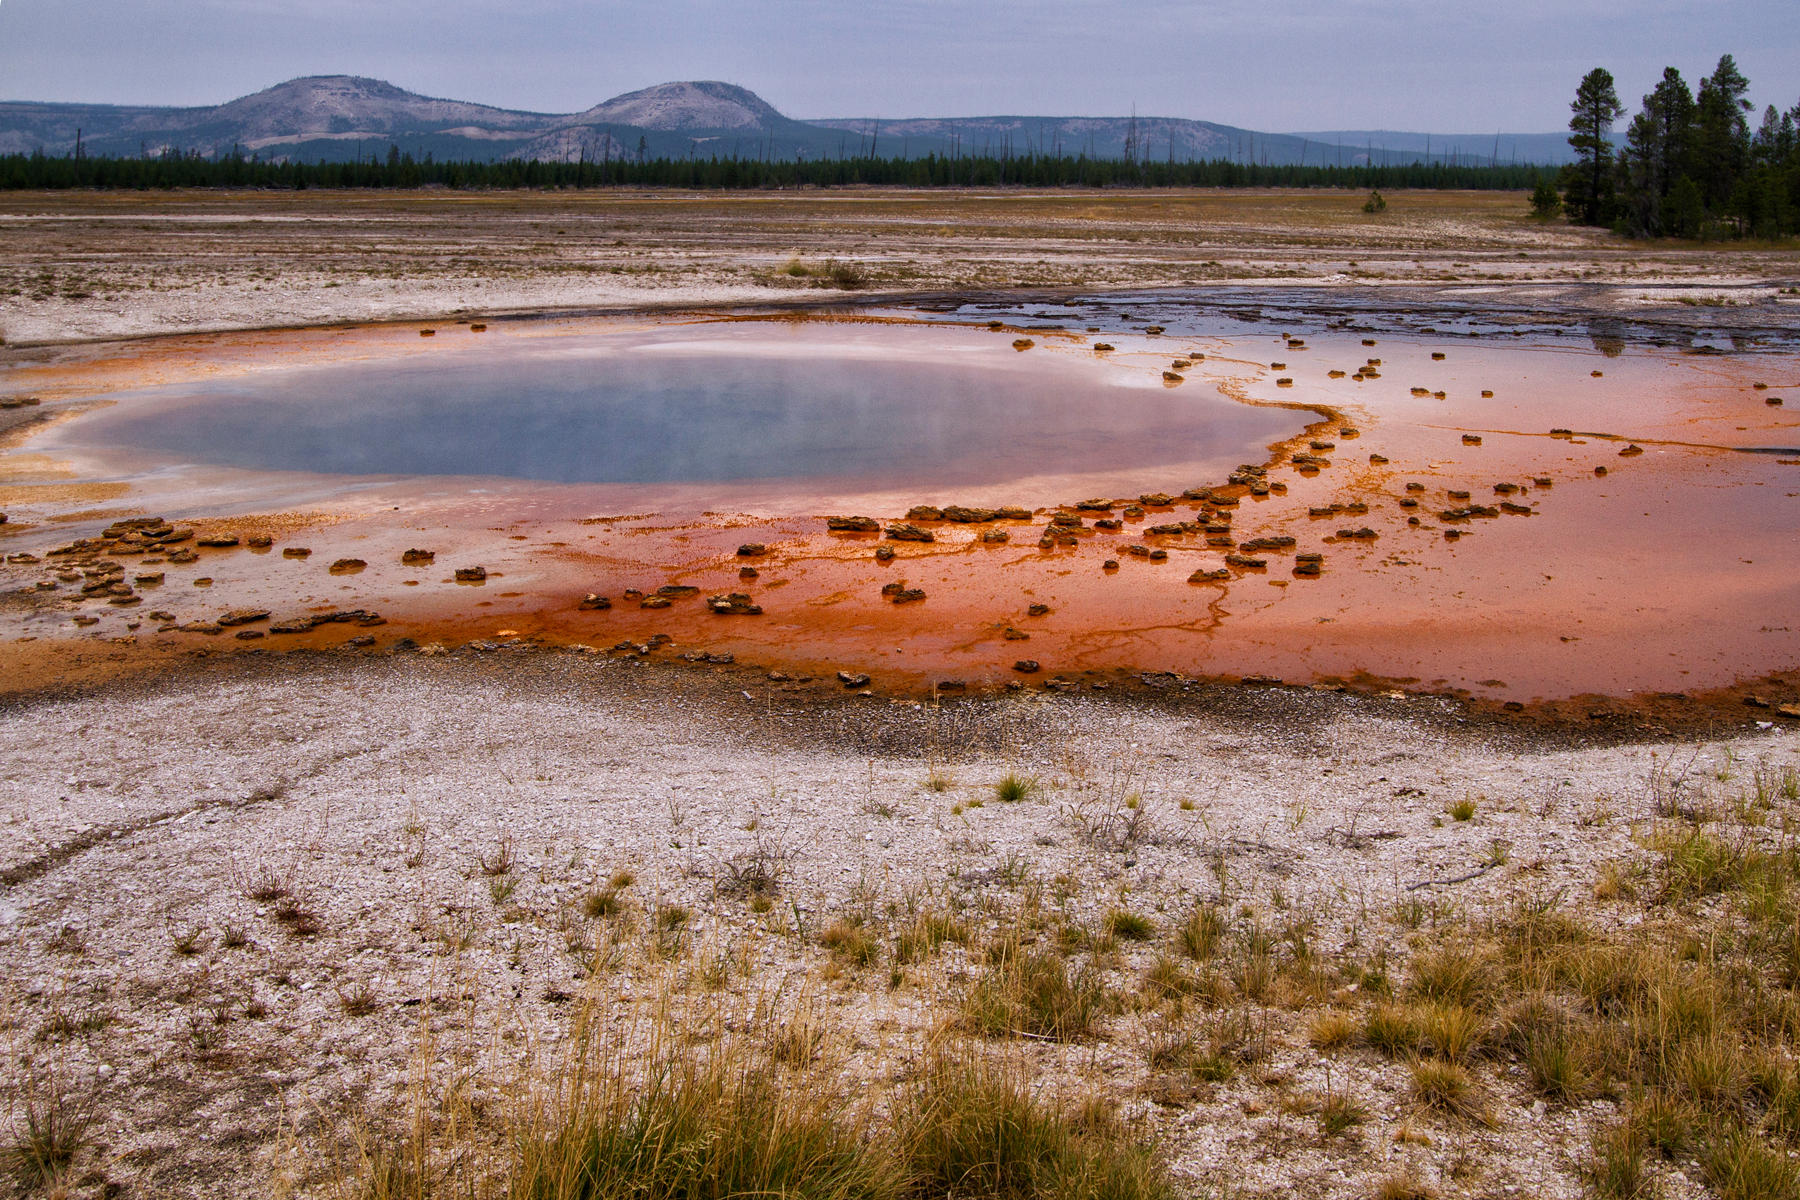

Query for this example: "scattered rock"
[401,549,436,565]
[454,566,487,582]
[1618,444,1643,457]
[330,558,367,574]
[736,543,767,557]
[739,566,759,579]
[884,523,934,543]
[1012,338,1035,350]
[283,547,312,559]
[1188,568,1230,583]
[708,593,763,615]
[826,516,880,532]
[1027,603,1051,616]
[1093,343,1114,352]
[578,594,612,611]
[639,596,672,609]
[874,545,896,561]
[218,608,270,627]
[1225,554,1267,569]
[1462,435,1483,445]
[1002,627,1030,640]
[1012,660,1041,674]
[837,670,871,688]
[1102,559,1119,571]
[196,535,240,548]
[980,529,1010,544]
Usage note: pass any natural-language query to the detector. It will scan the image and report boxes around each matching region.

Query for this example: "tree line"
[1559,54,1799,237]
[0,146,1552,193]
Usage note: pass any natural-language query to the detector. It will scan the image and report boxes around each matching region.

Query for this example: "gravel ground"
[3,650,1795,1198]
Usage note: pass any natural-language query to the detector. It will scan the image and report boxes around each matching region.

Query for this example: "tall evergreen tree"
[1565,67,1624,225]
[1694,54,1752,211]
[1621,68,1695,235]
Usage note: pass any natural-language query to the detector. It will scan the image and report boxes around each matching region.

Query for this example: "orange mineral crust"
[2,310,1796,704]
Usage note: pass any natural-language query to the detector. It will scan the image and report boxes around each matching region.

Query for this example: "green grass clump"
[994,772,1037,803]
[1104,910,1155,942]
[963,945,1107,1041]
[897,1051,1173,1200]
[1175,904,1224,961]
[516,1044,896,1200]
[822,919,878,966]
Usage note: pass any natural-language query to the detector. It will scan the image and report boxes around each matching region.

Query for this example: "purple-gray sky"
[2,0,1796,131]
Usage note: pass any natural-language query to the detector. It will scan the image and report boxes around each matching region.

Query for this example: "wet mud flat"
[1,292,1797,721]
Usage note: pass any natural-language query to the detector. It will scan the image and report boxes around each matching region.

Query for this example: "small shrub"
[1106,910,1155,942]
[894,910,967,965]
[1308,1011,1358,1051]
[1447,797,1477,822]
[1701,1126,1800,1200]
[1408,1059,1486,1123]
[1317,1090,1367,1137]
[1176,904,1224,960]
[1583,1121,1653,1200]
[0,1086,93,1187]
[821,919,877,966]
[1373,1171,1438,1200]
[994,772,1037,803]
[1363,190,1388,214]
[245,867,291,902]
[897,1049,1173,1200]
[478,836,515,877]
[584,888,621,918]
[1406,943,1494,1009]
[273,896,322,938]
[964,946,1106,1041]
[338,981,379,1016]
[1365,1002,1427,1059]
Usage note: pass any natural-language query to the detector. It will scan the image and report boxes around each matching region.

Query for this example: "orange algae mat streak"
[1,311,1796,703]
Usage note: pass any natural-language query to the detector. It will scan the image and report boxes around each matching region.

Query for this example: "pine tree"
[1621,68,1694,235]
[1694,54,1752,212]
[1565,68,1624,225]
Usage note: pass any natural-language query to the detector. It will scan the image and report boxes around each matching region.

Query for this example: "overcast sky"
[2,0,1797,132]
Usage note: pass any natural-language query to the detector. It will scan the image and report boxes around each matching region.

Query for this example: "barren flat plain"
[3,188,1800,1200]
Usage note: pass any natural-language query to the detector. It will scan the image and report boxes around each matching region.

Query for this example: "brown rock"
[402,548,436,565]
[736,543,767,556]
[884,523,934,543]
[826,516,879,532]
[454,566,487,582]
[708,593,763,615]
[1012,660,1041,674]
[329,558,367,574]
[578,594,612,611]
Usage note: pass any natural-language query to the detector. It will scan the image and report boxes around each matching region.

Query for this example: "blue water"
[73,344,1298,489]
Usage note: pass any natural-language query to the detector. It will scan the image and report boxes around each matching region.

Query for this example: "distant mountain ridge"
[0,75,1574,166]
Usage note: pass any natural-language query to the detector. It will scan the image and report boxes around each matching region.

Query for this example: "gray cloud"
[1,0,1795,132]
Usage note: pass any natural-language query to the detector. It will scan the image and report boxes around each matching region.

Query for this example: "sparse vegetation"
[994,771,1037,803]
